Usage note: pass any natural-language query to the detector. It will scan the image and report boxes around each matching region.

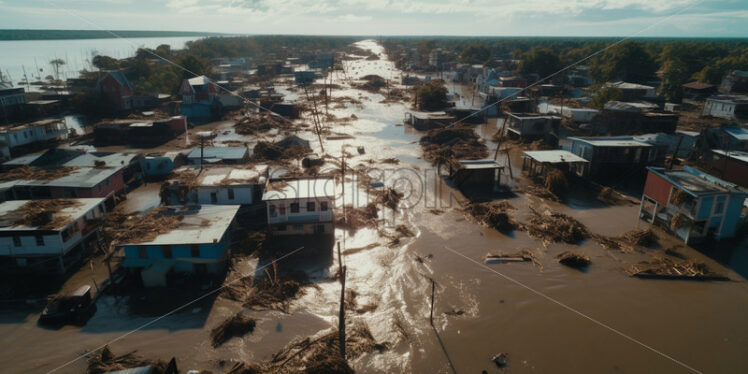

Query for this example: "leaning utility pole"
[337,241,347,359]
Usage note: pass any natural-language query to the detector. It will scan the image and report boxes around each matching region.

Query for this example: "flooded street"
[1,39,747,374]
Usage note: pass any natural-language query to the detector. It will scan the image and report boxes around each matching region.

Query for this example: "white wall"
[197,186,253,205]
[267,197,334,224]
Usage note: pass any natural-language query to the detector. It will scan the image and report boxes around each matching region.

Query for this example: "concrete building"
[0,119,68,160]
[118,204,240,287]
[639,166,747,244]
[505,113,561,145]
[569,136,666,178]
[522,150,590,178]
[263,178,335,236]
[186,147,250,166]
[0,198,107,274]
[702,95,748,123]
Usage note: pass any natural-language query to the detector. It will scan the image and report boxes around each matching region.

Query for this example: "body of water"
[0,36,203,85]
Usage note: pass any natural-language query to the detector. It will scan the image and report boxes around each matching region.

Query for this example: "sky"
[0,0,746,38]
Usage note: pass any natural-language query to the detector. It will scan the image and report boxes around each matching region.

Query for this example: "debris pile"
[522,184,560,202]
[670,188,693,206]
[355,75,387,92]
[544,169,568,196]
[556,251,591,269]
[620,228,658,247]
[235,112,294,135]
[524,208,589,244]
[102,207,184,246]
[0,165,78,181]
[210,312,256,347]
[420,127,488,169]
[252,141,310,161]
[335,203,378,231]
[483,250,541,268]
[243,264,316,313]
[87,346,169,374]
[629,257,725,280]
[464,201,519,234]
[375,187,403,210]
[597,186,626,205]
[8,199,82,229]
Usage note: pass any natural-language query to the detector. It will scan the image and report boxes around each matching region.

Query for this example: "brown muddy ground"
[1,40,747,374]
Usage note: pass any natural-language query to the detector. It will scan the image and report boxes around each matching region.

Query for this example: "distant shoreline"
[0,29,224,41]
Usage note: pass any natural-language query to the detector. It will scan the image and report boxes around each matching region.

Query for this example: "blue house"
[118,205,240,287]
[179,76,219,120]
[640,166,747,244]
[140,151,184,180]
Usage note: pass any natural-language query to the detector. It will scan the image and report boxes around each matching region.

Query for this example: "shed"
[522,150,589,178]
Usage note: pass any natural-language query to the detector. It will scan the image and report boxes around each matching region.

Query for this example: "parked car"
[38,285,97,326]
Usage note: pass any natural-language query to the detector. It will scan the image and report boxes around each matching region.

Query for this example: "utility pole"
[337,241,346,359]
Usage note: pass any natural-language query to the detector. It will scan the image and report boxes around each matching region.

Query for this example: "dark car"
[39,285,97,326]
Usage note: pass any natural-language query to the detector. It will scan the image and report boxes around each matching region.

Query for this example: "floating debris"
[87,345,168,374]
[492,352,509,368]
[524,208,589,245]
[211,312,256,347]
[556,251,591,269]
[629,257,727,280]
[464,201,518,234]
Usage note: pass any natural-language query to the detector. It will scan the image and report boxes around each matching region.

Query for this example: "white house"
[165,166,267,206]
[702,95,748,122]
[262,177,336,235]
[0,119,68,159]
[0,198,107,274]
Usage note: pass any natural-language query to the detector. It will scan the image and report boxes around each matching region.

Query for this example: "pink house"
[97,71,134,111]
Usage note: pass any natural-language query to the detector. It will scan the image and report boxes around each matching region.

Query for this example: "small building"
[3,148,84,169]
[0,198,107,274]
[639,166,747,244]
[127,116,187,146]
[451,159,503,194]
[187,147,250,166]
[63,152,142,186]
[269,102,298,118]
[179,75,220,119]
[718,70,748,94]
[606,81,657,101]
[12,166,126,203]
[0,119,68,159]
[294,71,316,85]
[0,84,26,121]
[682,81,716,100]
[505,113,561,145]
[262,178,335,236]
[96,71,134,111]
[404,111,454,131]
[118,205,240,287]
[699,150,748,188]
[702,95,748,123]
[164,166,267,206]
[522,150,590,178]
[587,101,678,135]
[569,136,666,178]
[141,152,184,180]
[537,100,599,123]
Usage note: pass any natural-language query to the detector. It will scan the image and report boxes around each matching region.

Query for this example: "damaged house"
[118,204,241,287]
[0,119,68,160]
[262,177,335,236]
[702,95,748,123]
[180,75,220,120]
[586,101,678,135]
[404,111,455,131]
[186,147,250,166]
[569,136,666,178]
[0,198,107,274]
[505,113,561,146]
[639,166,747,244]
[163,166,267,207]
[96,71,133,112]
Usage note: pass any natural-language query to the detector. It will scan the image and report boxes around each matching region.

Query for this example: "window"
[191,244,200,257]
[138,246,147,259]
[105,179,110,187]
[279,205,286,215]
[314,224,325,234]
[162,245,172,258]
[210,192,218,204]
[714,196,726,215]
[98,184,102,193]
[269,204,277,217]
[320,201,328,211]
[307,202,315,212]
[12,236,21,247]
[228,188,235,200]
[35,235,44,246]
[293,224,304,231]
[290,202,300,213]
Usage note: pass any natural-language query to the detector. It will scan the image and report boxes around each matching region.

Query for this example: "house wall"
[197,185,254,205]
[702,152,748,188]
[643,170,673,205]
[721,195,746,238]
[702,99,735,119]
[121,236,230,275]
[141,157,174,177]
[47,169,125,199]
[267,197,334,225]
[270,222,333,235]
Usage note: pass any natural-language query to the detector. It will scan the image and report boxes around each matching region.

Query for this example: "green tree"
[175,54,211,80]
[417,80,449,111]
[659,59,689,102]
[589,41,656,83]
[590,86,623,109]
[92,55,119,70]
[519,47,562,78]
[460,44,491,64]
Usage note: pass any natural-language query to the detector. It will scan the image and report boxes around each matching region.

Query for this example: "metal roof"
[523,150,589,164]
[648,166,739,196]
[712,149,748,164]
[458,159,504,169]
[198,166,267,186]
[569,136,652,148]
[0,198,106,231]
[187,147,248,160]
[263,178,336,201]
[119,205,240,246]
[63,152,139,168]
[23,166,123,188]
[723,126,748,141]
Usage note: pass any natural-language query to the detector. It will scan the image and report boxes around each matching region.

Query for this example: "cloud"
[337,14,373,22]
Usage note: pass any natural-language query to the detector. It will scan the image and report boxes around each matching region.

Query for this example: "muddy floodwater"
[1,40,747,374]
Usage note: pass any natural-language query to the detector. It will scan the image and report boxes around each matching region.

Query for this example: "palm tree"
[50,59,66,82]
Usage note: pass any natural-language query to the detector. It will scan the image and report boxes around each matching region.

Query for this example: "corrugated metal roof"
[64,152,139,168]
[187,147,248,160]
[0,198,106,231]
[118,205,240,246]
[263,178,335,201]
[523,150,589,164]
[24,166,123,188]
[570,136,652,148]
